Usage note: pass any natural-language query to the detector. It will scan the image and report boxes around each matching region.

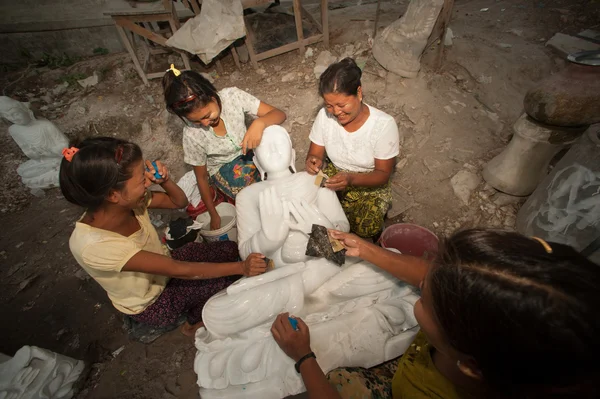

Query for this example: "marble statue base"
[194,259,419,398]
[0,346,85,399]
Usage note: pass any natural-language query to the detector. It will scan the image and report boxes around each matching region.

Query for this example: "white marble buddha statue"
[0,96,68,190]
[194,126,419,399]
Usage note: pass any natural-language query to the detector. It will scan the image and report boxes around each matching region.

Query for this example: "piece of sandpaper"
[305,224,346,266]
[264,257,275,271]
[314,170,329,187]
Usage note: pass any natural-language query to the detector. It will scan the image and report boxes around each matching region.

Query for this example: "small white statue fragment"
[194,126,419,398]
[0,96,68,190]
[0,346,85,399]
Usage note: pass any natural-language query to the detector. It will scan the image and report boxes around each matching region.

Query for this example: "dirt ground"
[0,0,598,398]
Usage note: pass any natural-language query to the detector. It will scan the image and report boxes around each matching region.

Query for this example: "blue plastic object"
[147,161,162,180]
[288,317,298,331]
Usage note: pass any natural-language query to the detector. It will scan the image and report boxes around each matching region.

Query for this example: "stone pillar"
[482,114,586,196]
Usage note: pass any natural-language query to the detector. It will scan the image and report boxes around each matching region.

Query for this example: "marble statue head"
[0,96,34,126]
[254,125,296,179]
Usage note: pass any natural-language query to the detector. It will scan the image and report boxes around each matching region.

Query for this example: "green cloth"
[322,162,392,238]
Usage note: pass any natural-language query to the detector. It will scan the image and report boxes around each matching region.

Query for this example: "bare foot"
[181,321,204,337]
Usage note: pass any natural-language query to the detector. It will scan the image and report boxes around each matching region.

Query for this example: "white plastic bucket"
[195,202,238,242]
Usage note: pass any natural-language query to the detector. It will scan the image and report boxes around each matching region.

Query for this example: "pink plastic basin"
[380,223,439,261]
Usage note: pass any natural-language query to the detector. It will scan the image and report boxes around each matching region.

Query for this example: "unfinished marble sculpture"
[0,346,85,399]
[194,126,419,398]
[372,0,444,78]
[0,96,68,190]
[482,113,586,196]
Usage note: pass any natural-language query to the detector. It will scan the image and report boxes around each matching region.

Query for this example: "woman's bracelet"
[295,352,316,373]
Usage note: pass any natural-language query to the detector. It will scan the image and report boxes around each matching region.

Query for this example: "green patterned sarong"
[323,163,392,238]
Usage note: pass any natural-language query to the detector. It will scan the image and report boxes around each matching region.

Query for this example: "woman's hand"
[305,155,323,175]
[271,313,312,362]
[241,253,267,276]
[145,160,169,184]
[324,172,353,191]
[209,212,221,231]
[241,119,266,155]
[328,230,364,257]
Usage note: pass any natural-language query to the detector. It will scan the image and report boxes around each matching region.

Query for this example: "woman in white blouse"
[305,58,400,238]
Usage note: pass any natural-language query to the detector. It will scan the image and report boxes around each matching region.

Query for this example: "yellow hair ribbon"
[531,237,553,254]
[167,64,181,77]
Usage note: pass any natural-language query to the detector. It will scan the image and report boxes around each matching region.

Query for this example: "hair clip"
[172,94,198,108]
[531,237,553,254]
[62,147,79,162]
[167,64,181,77]
[115,146,124,165]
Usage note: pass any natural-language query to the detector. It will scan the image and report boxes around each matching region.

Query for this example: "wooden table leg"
[115,24,148,85]
[321,0,329,48]
[215,59,224,74]
[293,0,306,56]
[166,17,192,70]
[243,20,260,69]
[373,0,381,39]
[230,46,241,70]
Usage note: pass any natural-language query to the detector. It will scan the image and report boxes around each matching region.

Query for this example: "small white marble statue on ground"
[0,346,85,399]
[194,126,420,398]
[0,96,68,191]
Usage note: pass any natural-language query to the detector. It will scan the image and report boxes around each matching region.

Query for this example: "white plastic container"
[195,202,238,242]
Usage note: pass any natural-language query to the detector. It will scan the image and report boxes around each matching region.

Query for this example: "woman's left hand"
[241,120,266,155]
[145,160,169,184]
[324,172,352,191]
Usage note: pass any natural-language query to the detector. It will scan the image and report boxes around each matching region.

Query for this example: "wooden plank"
[115,24,148,85]
[292,0,306,56]
[161,0,172,12]
[373,0,381,38]
[215,59,224,74]
[300,5,323,33]
[243,18,260,69]
[181,51,192,70]
[146,71,168,79]
[105,10,171,17]
[149,48,170,55]
[321,0,329,48]
[255,34,323,61]
[147,68,190,80]
[241,0,272,9]
[189,0,201,15]
[230,45,241,70]
[110,12,172,22]
[116,19,168,46]
[428,0,454,70]
[140,40,151,72]
[426,0,454,48]
[140,22,152,45]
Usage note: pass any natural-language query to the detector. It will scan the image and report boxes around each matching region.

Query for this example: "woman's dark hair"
[59,137,143,211]
[318,57,362,97]
[162,70,221,117]
[430,229,600,398]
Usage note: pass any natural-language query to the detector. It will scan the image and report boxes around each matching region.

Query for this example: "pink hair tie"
[62,147,79,162]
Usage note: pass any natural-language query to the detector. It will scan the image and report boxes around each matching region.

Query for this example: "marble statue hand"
[287,199,330,235]
[258,186,291,248]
